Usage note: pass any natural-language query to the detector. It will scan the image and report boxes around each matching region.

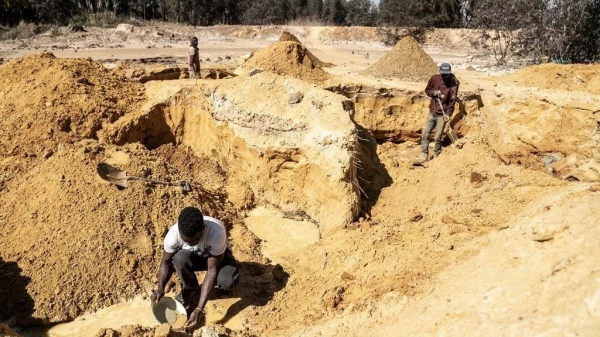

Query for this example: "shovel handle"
[127,176,180,187]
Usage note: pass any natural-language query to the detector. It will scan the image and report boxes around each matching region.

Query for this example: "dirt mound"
[236,41,330,84]
[503,63,600,94]
[278,31,302,43]
[278,31,333,68]
[361,36,438,81]
[0,53,144,179]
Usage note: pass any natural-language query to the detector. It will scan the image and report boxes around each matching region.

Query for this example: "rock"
[322,286,345,309]
[43,149,54,159]
[153,324,173,337]
[531,221,569,242]
[71,25,86,32]
[591,184,600,192]
[193,326,219,337]
[248,68,263,77]
[466,65,476,71]
[341,272,356,281]
[288,91,303,104]
[409,211,423,222]
[442,215,456,224]
[470,171,485,184]
[471,208,483,214]
[115,24,134,33]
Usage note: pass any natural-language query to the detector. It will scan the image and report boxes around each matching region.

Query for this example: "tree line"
[1,0,598,62]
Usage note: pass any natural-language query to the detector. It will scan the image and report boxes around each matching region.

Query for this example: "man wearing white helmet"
[420,62,460,161]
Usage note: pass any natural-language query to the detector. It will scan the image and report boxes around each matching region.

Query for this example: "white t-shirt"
[163,216,229,257]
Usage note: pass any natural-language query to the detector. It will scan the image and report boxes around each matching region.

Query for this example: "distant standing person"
[189,36,200,78]
[420,63,460,161]
[150,207,239,330]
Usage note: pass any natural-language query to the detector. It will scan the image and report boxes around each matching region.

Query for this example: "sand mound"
[361,36,438,81]
[278,31,333,68]
[236,41,330,84]
[503,63,600,94]
[0,53,144,173]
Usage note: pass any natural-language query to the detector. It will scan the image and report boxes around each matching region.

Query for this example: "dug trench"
[2,54,598,337]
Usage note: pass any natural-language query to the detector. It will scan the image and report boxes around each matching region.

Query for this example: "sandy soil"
[0,25,598,337]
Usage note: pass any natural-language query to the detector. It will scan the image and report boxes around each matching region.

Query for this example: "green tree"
[345,0,375,26]
[307,0,323,19]
[322,0,345,24]
[379,0,461,27]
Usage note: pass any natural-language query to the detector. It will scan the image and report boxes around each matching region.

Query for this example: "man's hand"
[150,289,165,306]
[433,90,442,98]
[184,308,206,329]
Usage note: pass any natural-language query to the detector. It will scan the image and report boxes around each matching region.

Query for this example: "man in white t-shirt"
[150,207,238,329]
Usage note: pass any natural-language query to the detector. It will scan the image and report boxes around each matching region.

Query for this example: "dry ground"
[1,25,599,337]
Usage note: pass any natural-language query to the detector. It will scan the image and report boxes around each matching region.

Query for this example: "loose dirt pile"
[0,53,144,178]
[361,36,439,81]
[235,41,330,84]
[278,31,333,68]
[503,63,600,94]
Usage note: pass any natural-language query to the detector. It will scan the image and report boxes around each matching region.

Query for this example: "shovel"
[97,162,192,192]
[436,97,459,144]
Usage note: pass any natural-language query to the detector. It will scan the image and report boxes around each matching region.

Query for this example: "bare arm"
[151,251,174,305]
[184,252,224,328]
[188,54,195,69]
[198,253,223,310]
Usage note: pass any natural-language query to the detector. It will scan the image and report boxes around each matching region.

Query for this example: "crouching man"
[151,206,239,329]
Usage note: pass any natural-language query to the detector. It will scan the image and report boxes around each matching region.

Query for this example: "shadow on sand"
[213,261,288,326]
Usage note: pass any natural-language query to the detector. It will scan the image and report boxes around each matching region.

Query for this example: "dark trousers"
[172,249,239,311]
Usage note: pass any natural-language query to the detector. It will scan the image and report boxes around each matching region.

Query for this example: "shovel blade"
[97,162,129,188]
[448,129,459,143]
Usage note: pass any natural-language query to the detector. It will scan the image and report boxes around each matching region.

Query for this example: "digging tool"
[97,162,192,193]
[436,96,459,144]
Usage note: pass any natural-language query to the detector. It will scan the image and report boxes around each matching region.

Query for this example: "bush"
[0,21,38,40]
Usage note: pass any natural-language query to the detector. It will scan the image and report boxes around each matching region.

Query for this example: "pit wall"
[327,85,482,142]
[328,84,599,182]
[103,74,361,233]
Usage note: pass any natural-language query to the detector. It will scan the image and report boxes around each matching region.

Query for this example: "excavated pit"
[326,85,482,143]
[102,74,363,234]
